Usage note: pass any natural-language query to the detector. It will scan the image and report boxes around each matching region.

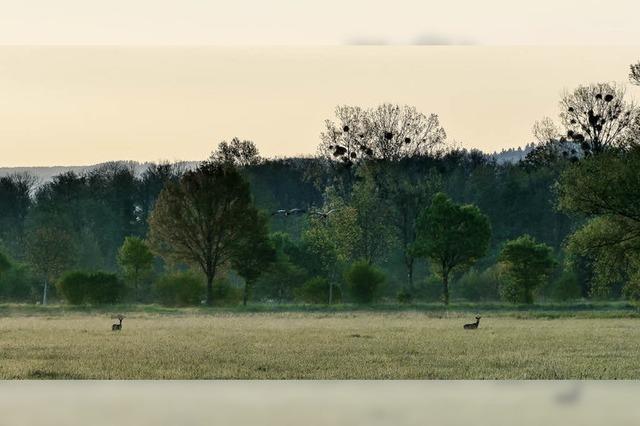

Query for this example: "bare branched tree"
[210,138,262,167]
[559,82,637,154]
[319,104,446,166]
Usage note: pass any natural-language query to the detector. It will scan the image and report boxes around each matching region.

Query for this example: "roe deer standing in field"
[112,315,124,331]
[463,316,481,329]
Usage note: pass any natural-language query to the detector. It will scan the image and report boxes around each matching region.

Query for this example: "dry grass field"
[1,309,639,379]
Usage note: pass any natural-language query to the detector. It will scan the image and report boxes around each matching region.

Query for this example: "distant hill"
[0,161,198,183]
[489,144,535,164]
[1,146,534,183]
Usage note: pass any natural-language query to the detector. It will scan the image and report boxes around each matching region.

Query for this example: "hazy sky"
[1,0,640,45]
[0,1,639,166]
[1,46,639,166]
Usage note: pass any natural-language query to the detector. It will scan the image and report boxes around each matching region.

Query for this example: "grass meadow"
[1,303,639,379]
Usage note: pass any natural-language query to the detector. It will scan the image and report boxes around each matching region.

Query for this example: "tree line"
[1,61,639,307]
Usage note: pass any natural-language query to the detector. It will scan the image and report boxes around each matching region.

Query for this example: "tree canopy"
[413,193,491,305]
[149,161,264,305]
[499,235,556,304]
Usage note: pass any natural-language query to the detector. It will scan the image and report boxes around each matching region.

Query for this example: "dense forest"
[1,61,639,307]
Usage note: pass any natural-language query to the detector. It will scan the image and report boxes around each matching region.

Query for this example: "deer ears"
[111,315,125,320]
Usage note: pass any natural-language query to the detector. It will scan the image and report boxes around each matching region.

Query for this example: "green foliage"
[26,224,77,283]
[154,271,205,307]
[0,262,39,302]
[211,278,242,306]
[117,236,154,301]
[559,148,640,296]
[85,272,125,304]
[413,193,491,304]
[499,235,556,304]
[498,276,526,304]
[149,161,266,305]
[231,212,274,305]
[413,276,445,302]
[56,271,87,305]
[452,267,502,302]
[350,168,397,264]
[56,271,125,305]
[295,276,341,304]
[0,251,10,276]
[396,287,414,304]
[345,261,386,304]
[551,270,582,301]
[623,273,640,305]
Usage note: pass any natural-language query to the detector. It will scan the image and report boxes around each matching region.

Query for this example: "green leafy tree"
[499,235,556,304]
[149,161,265,305]
[558,148,640,296]
[302,193,360,303]
[413,193,491,305]
[350,167,396,265]
[344,261,385,304]
[230,212,275,305]
[117,236,154,301]
[26,225,77,304]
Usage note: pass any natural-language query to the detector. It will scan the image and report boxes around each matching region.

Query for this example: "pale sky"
[1,46,639,166]
[1,0,640,45]
[0,1,639,166]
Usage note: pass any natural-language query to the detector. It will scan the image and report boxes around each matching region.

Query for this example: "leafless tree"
[559,82,637,154]
[319,104,446,166]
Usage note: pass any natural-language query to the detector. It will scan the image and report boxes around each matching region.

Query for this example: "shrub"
[0,262,39,302]
[396,287,414,304]
[85,272,126,304]
[211,278,242,306]
[623,273,640,304]
[499,276,526,304]
[155,271,205,306]
[414,276,444,302]
[452,267,502,301]
[57,271,90,305]
[551,270,582,301]
[57,271,125,305]
[345,261,385,304]
[295,276,341,304]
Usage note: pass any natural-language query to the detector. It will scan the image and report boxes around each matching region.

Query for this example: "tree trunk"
[405,256,414,289]
[206,274,214,306]
[329,281,333,305]
[42,280,48,305]
[243,281,250,306]
[442,272,450,306]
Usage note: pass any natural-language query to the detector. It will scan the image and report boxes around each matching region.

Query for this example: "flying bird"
[309,209,338,219]
[272,208,307,217]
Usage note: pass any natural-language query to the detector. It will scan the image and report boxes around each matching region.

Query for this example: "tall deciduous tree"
[413,193,491,305]
[559,83,637,154]
[499,235,555,304]
[320,104,446,166]
[25,225,76,304]
[558,147,640,296]
[148,161,264,305]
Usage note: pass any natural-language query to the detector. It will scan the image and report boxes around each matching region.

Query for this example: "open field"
[1,304,639,379]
